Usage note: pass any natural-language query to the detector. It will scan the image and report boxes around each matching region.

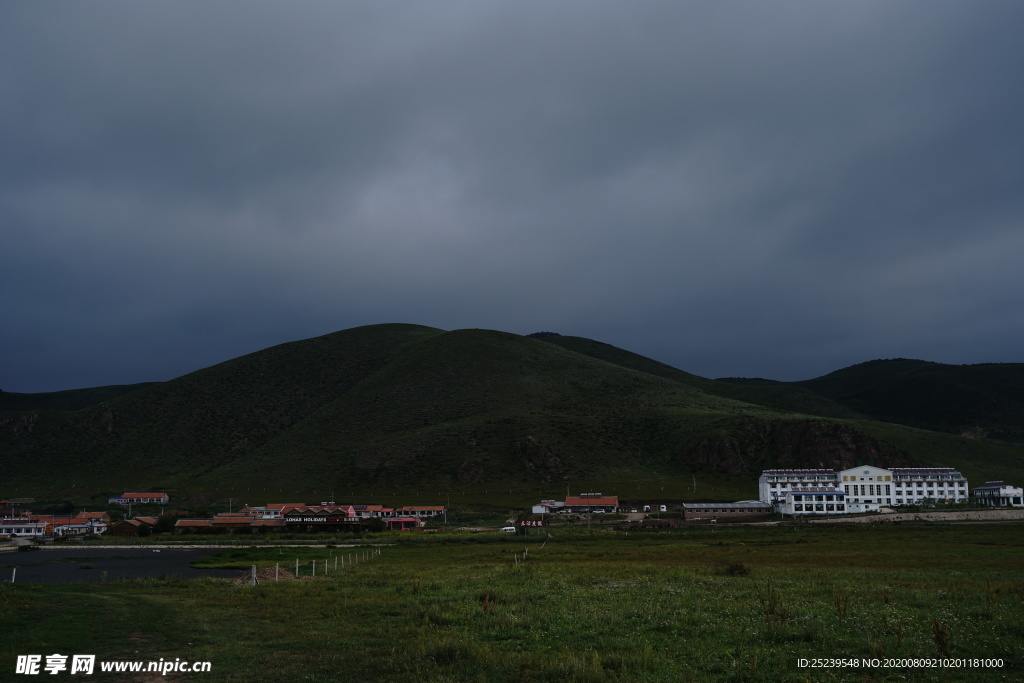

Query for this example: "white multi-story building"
[775,487,848,515]
[760,465,969,512]
[759,469,838,505]
[888,468,968,505]
[972,481,1024,508]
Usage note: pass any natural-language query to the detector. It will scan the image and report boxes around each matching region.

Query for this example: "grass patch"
[3,523,1022,681]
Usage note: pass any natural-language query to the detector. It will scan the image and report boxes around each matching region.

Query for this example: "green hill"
[2,326,1022,501]
[721,358,1024,444]
[796,359,1024,443]
[0,383,158,412]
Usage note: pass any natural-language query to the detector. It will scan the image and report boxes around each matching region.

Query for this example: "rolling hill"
[1,325,1022,501]
[720,359,1024,444]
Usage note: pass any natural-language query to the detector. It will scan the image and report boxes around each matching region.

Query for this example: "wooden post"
[296,558,299,577]
[10,567,15,583]
[276,563,279,582]
[251,565,256,586]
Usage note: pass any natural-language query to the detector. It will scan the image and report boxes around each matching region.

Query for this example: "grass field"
[3,523,1023,681]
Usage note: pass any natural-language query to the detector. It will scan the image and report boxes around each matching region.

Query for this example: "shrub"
[723,561,749,576]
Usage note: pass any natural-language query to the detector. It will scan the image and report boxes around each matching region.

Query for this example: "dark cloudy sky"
[4,2,1023,393]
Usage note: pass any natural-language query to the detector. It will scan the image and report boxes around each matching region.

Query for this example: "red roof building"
[563,495,618,513]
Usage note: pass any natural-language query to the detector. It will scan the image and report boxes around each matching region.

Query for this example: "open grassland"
[3,524,1023,682]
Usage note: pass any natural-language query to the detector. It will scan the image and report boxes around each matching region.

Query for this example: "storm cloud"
[3,1,1023,392]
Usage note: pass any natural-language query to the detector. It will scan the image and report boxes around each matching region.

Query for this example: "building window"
[794,504,803,511]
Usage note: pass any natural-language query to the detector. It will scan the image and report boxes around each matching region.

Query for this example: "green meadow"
[3,524,1022,682]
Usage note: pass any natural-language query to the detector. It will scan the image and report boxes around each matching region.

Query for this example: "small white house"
[531,500,565,514]
[972,481,1024,508]
[0,521,48,537]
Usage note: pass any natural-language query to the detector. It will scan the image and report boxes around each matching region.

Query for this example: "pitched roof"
[252,519,286,527]
[120,492,167,498]
[564,496,618,507]
[175,519,213,527]
[75,512,110,520]
[211,516,254,525]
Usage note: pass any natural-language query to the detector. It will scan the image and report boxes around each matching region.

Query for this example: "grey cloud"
[2,1,1023,391]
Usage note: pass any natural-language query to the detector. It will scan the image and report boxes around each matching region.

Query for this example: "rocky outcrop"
[682,417,911,474]
[513,435,565,483]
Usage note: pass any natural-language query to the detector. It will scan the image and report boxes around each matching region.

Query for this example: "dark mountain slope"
[796,359,1024,443]
[535,334,867,420]
[2,326,1021,496]
[0,383,159,412]
[0,324,444,486]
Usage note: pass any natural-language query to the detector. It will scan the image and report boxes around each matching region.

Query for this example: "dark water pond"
[0,548,239,584]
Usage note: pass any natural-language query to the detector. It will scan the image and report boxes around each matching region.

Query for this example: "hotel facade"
[759,465,968,514]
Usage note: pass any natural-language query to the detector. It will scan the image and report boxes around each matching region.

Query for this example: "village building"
[211,515,257,532]
[107,519,155,536]
[562,494,619,514]
[682,501,773,520]
[0,521,48,537]
[385,517,423,531]
[174,519,214,533]
[972,481,1024,508]
[108,492,170,505]
[397,505,445,518]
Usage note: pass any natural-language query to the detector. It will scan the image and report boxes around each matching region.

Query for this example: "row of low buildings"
[2,491,171,539]
[0,511,112,538]
[173,502,447,534]
[530,494,772,520]
[527,469,1024,523]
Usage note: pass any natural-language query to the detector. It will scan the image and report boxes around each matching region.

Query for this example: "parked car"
[500,526,517,533]
[659,505,667,512]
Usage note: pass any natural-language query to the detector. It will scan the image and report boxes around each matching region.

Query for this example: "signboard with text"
[518,519,546,528]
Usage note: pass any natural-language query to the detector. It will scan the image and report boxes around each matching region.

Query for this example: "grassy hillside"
[535,334,868,420]
[796,359,1024,443]
[0,383,158,412]
[2,326,1023,501]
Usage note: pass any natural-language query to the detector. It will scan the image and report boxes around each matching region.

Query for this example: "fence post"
[276,563,279,582]
[251,565,257,586]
